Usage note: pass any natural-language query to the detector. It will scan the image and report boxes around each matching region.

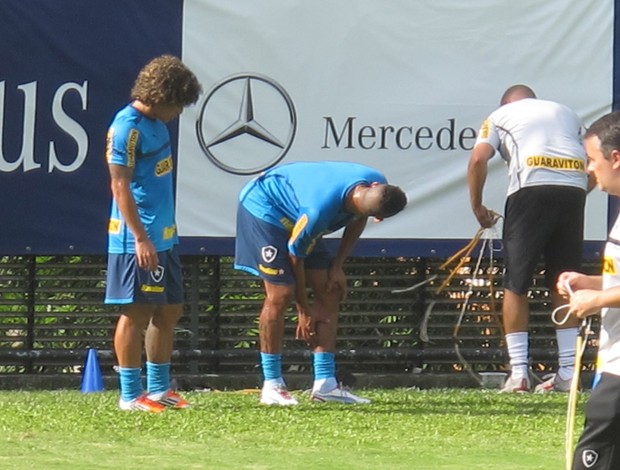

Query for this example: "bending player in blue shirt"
[235,161,407,405]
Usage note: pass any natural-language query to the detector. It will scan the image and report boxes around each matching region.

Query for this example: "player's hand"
[472,205,496,228]
[326,267,347,301]
[135,239,159,271]
[568,289,601,319]
[556,271,584,297]
[296,308,317,347]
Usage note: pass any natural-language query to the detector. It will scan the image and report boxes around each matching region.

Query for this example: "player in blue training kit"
[235,161,407,405]
[104,55,201,413]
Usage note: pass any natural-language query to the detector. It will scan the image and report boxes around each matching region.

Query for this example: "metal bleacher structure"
[0,254,601,390]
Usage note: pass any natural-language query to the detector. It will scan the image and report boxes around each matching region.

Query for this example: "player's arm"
[289,252,310,311]
[289,252,317,344]
[557,271,603,295]
[467,142,496,228]
[109,164,158,271]
[557,271,605,319]
[287,213,319,344]
[328,216,368,301]
[569,285,620,319]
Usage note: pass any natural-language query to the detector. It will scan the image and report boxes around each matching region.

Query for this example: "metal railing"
[0,255,601,382]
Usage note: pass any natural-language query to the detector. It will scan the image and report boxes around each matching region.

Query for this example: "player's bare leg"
[144,304,189,408]
[306,269,340,353]
[260,282,293,354]
[258,281,297,405]
[146,304,183,362]
[115,304,154,368]
[306,269,369,404]
[115,304,165,411]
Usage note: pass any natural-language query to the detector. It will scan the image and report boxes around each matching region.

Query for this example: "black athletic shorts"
[572,373,620,469]
[502,185,585,294]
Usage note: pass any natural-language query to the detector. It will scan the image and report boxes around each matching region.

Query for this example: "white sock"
[263,378,285,390]
[556,327,578,381]
[313,377,338,393]
[506,332,529,379]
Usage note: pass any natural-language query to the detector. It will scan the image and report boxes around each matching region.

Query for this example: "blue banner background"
[0,0,182,254]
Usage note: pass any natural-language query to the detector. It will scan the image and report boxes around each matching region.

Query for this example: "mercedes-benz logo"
[196,73,297,175]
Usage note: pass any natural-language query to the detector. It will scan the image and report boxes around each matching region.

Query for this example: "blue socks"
[261,352,338,392]
[313,352,338,393]
[118,367,142,402]
[146,361,170,395]
[313,352,335,379]
[261,352,282,384]
[118,363,171,401]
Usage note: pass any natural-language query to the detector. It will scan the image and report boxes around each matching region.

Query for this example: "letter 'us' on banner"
[176,0,611,246]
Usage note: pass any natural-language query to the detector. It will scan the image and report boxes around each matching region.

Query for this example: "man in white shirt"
[557,110,620,470]
[468,84,591,392]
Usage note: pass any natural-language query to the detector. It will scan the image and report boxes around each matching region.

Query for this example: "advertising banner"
[177,0,613,255]
[0,0,183,254]
[0,0,616,255]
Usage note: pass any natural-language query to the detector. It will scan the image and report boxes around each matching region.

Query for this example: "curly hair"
[131,55,202,107]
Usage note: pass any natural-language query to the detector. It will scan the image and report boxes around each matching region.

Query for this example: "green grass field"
[0,388,586,470]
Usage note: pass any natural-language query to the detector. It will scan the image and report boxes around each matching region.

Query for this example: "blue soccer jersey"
[239,161,387,257]
[106,104,178,254]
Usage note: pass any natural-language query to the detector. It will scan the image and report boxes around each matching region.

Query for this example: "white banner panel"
[177,0,613,242]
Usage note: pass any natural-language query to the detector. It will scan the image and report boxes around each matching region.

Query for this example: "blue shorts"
[234,204,332,285]
[104,246,184,304]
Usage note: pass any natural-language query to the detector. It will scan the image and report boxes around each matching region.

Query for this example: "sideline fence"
[0,255,600,383]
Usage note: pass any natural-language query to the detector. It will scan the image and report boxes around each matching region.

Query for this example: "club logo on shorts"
[151,265,165,283]
[261,245,277,263]
[582,449,599,468]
